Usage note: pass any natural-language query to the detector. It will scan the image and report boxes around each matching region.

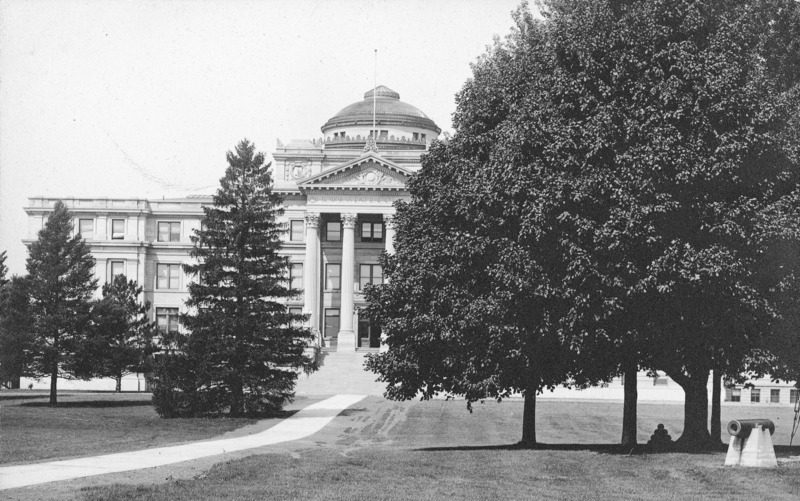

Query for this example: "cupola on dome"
[321,86,441,136]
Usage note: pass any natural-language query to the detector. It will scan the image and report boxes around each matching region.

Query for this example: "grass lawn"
[65,398,800,501]
[0,391,264,465]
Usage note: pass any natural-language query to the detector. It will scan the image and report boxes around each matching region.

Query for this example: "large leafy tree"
[26,201,97,404]
[75,276,157,391]
[368,0,800,450]
[153,139,316,418]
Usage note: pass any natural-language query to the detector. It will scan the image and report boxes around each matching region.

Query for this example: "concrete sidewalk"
[0,394,366,490]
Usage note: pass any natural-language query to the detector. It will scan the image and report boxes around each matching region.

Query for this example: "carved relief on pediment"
[311,162,406,187]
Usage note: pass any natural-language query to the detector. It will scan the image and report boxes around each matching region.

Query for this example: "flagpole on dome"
[365,49,379,153]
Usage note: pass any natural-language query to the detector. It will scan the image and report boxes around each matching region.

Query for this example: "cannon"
[727,419,775,438]
[724,418,777,467]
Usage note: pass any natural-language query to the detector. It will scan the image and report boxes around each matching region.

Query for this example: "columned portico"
[338,213,357,350]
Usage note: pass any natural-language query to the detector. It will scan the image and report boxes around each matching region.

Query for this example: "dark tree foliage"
[151,139,316,418]
[75,276,157,392]
[367,0,800,450]
[0,275,34,388]
[0,251,8,288]
[26,201,97,404]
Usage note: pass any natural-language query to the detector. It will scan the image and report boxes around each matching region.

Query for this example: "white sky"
[0,0,531,275]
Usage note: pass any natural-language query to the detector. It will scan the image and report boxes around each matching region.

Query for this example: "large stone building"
[21,86,798,404]
[22,86,441,392]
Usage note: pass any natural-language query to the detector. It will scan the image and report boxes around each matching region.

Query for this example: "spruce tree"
[26,201,97,404]
[76,276,157,391]
[154,139,316,417]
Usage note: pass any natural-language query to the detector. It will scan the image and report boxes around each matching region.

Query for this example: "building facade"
[21,87,798,403]
[22,86,440,390]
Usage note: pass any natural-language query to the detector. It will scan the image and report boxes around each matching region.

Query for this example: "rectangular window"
[288,306,303,326]
[157,221,181,242]
[156,307,180,335]
[653,375,668,386]
[791,389,799,404]
[326,263,341,290]
[326,221,341,242]
[289,263,303,291]
[156,263,181,290]
[324,309,340,339]
[751,389,761,403]
[79,219,94,239]
[111,219,125,240]
[730,387,741,402]
[421,133,427,141]
[359,264,383,290]
[290,220,304,242]
[412,132,419,140]
[110,261,124,280]
[361,222,383,242]
[770,389,780,403]
[358,319,382,349]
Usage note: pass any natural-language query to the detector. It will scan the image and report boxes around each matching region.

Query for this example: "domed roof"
[321,86,441,134]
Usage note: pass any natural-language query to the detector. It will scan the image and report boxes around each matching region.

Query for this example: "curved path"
[0,394,366,491]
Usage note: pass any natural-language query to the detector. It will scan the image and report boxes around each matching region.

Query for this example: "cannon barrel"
[727,419,775,437]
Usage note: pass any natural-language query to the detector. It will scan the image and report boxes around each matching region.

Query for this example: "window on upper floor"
[289,263,303,291]
[156,307,180,335]
[326,221,341,242]
[413,132,419,140]
[771,389,780,403]
[79,219,94,240]
[157,221,181,242]
[156,263,181,290]
[290,220,305,242]
[791,389,799,404]
[361,221,383,243]
[326,263,341,291]
[653,375,668,386]
[751,389,761,403]
[111,219,125,240]
[359,264,383,290]
[110,261,125,281]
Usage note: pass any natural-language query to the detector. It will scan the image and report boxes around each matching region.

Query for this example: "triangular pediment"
[298,152,411,190]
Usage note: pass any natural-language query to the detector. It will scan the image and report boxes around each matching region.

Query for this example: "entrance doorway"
[358,319,381,349]
[324,308,340,349]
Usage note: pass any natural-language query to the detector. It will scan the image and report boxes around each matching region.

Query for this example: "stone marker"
[724,418,778,467]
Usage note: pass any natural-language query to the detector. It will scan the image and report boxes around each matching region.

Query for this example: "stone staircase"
[293,350,387,396]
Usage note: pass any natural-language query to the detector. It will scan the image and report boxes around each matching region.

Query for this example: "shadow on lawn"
[416,443,732,455]
[20,400,153,408]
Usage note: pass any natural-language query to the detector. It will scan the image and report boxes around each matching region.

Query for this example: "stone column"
[380,214,397,353]
[338,213,357,351]
[303,213,321,334]
[384,214,396,255]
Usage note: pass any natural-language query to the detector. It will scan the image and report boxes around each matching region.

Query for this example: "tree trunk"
[710,369,722,447]
[521,389,537,446]
[116,374,122,393]
[49,334,58,405]
[49,361,58,405]
[230,378,244,417]
[674,370,715,451]
[621,363,638,446]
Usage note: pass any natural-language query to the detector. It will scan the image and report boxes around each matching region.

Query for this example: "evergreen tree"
[76,275,157,392]
[0,275,34,388]
[26,200,97,404]
[152,139,316,418]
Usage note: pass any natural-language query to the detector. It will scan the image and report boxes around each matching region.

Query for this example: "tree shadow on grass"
[0,394,68,401]
[416,443,728,456]
[19,400,152,408]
